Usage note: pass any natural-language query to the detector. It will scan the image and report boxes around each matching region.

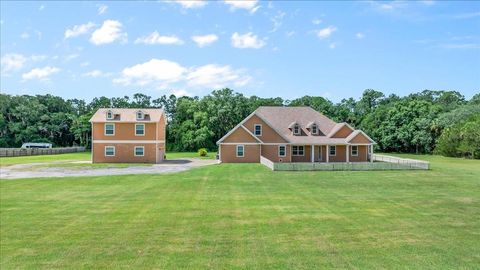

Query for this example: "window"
[278,145,286,157]
[136,111,144,120]
[311,124,318,135]
[135,124,145,136]
[236,145,244,157]
[106,111,113,120]
[105,146,115,156]
[292,145,304,156]
[134,146,144,156]
[254,124,262,136]
[329,145,336,156]
[351,145,358,156]
[293,124,300,135]
[104,123,115,136]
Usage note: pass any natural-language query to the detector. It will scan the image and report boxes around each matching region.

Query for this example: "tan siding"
[331,125,354,138]
[93,122,157,141]
[291,145,312,162]
[261,145,291,163]
[220,144,260,163]
[223,126,259,143]
[328,145,347,162]
[349,145,368,162]
[349,133,371,144]
[157,114,166,141]
[243,114,287,143]
[93,143,156,163]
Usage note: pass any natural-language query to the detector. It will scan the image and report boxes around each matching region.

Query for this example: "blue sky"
[1,1,479,102]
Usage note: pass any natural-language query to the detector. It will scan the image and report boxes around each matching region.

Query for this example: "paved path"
[0,159,218,180]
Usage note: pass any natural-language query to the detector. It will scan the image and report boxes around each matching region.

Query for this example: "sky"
[1,0,479,102]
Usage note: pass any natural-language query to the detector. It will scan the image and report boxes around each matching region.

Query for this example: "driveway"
[0,159,218,180]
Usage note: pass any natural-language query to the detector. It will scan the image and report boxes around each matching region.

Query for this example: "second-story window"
[106,111,113,120]
[105,123,115,136]
[135,124,145,136]
[254,124,262,136]
[136,111,144,120]
[293,124,300,135]
[311,124,318,135]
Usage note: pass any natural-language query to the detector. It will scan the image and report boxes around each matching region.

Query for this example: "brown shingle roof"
[89,108,164,123]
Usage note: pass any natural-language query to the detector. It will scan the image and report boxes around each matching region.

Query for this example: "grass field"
[1,154,479,269]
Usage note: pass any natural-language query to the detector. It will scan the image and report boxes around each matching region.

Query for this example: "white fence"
[260,156,274,170]
[0,147,86,157]
[372,154,429,170]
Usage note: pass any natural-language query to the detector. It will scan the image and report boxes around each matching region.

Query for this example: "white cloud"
[172,0,207,9]
[20,32,30,39]
[316,26,337,39]
[98,5,108,15]
[22,66,60,81]
[65,54,79,61]
[90,20,127,45]
[420,0,435,6]
[356,32,365,39]
[1,54,47,74]
[114,58,252,90]
[312,18,322,25]
[187,64,251,88]
[231,32,266,49]
[171,89,192,97]
[83,70,112,78]
[135,31,184,45]
[286,31,295,37]
[39,5,45,11]
[269,11,286,33]
[65,22,95,39]
[440,43,480,49]
[224,0,259,13]
[114,59,186,87]
[80,61,90,67]
[191,34,218,47]
[329,43,337,49]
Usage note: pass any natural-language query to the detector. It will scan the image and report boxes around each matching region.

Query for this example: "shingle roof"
[89,108,164,123]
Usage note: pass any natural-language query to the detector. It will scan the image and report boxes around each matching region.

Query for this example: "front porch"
[289,144,374,163]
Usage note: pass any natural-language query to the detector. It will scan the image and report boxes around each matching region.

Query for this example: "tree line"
[1,89,479,158]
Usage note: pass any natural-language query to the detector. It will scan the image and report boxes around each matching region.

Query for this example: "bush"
[198,148,208,157]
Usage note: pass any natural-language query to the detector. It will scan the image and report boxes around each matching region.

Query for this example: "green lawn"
[1,155,479,269]
[166,151,216,160]
[0,152,91,166]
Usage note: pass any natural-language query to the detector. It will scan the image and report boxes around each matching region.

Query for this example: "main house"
[217,106,375,163]
[89,108,166,163]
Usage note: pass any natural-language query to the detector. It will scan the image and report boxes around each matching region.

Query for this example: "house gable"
[221,125,261,143]
[243,114,288,143]
[349,132,373,144]
[330,124,354,138]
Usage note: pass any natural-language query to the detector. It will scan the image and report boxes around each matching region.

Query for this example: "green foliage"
[198,148,208,157]
[435,114,480,158]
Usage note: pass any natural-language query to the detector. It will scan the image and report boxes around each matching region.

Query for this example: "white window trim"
[136,111,144,120]
[329,145,336,156]
[254,124,262,136]
[293,124,300,135]
[135,123,145,136]
[134,146,145,157]
[311,124,318,135]
[104,123,115,136]
[106,111,114,120]
[104,146,115,157]
[236,145,245,157]
[351,145,359,156]
[292,145,305,156]
[278,145,286,157]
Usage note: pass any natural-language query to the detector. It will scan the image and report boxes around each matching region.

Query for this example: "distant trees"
[1,89,478,158]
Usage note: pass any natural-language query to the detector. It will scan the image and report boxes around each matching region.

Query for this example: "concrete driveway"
[0,159,218,180]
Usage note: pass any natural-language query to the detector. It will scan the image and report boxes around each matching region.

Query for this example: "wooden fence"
[372,154,430,170]
[0,147,86,157]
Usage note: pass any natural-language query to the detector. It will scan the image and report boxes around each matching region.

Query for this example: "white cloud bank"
[172,0,207,9]
[191,34,218,47]
[90,20,127,45]
[316,26,337,39]
[231,32,266,49]
[1,53,47,74]
[65,22,95,39]
[224,0,259,13]
[22,66,60,81]
[135,31,184,45]
[114,58,251,90]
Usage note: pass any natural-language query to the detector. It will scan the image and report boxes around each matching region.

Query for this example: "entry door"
[157,147,164,163]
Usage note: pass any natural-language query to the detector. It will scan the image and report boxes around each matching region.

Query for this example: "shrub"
[198,148,208,157]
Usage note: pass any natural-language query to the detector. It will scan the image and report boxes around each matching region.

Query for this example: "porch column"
[346,145,349,163]
[326,145,329,163]
[311,145,314,162]
[370,145,374,163]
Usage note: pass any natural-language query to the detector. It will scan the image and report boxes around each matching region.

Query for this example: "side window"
[134,146,144,156]
[105,123,115,135]
[311,124,318,135]
[236,145,244,157]
[293,124,300,135]
[105,146,115,156]
[278,145,286,157]
[254,124,262,136]
[135,124,145,136]
[292,146,304,156]
[351,145,358,156]
[329,145,336,156]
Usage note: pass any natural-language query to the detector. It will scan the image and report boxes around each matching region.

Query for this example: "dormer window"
[254,124,262,136]
[136,111,144,120]
[293,124,300,135]
[311,124,318,135]
[106,110,113,120]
